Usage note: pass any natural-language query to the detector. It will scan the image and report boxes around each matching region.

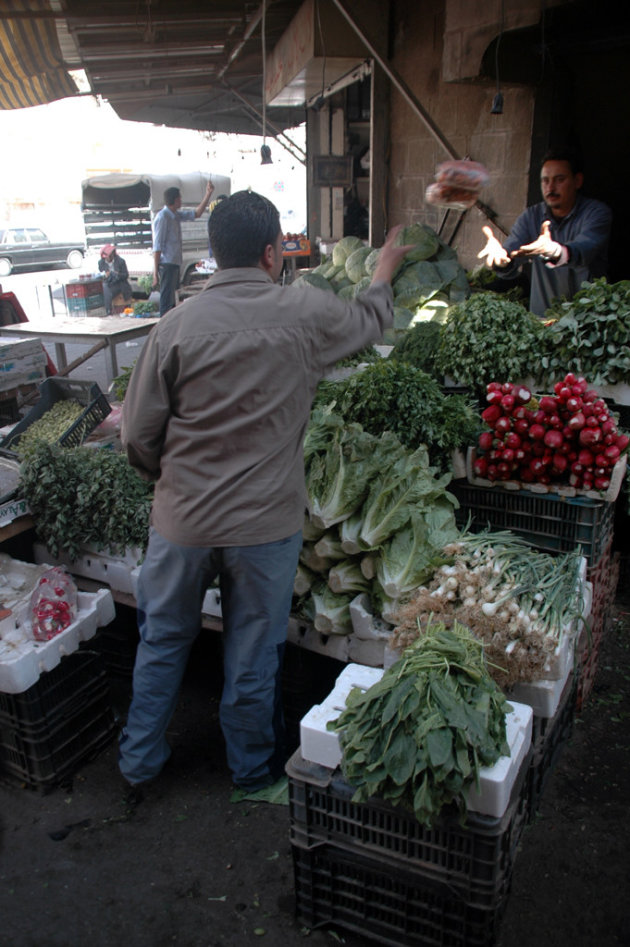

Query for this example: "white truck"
[80,171,231,291]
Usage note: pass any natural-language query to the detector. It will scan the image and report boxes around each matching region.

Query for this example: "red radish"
[617,434,629,451]
[594,476,610,490]
[579,427,602,447]
[514,418,530,435]
[514,386,532,404]
[520,467,535,483]
[544,429,564,449]
[568,411,586,431]
[571,462,584,474]
[486,464,498,481]
[564,372,577,385]
[501,394,515,411]
[482,405,502,425]
[539,396,557,414]
[505,431,521,449]
[502,448,516,464]
[473,457,488,477]
[486,389,503,405]
[565,396,583,413]
[548,414,563,430]
[501,382,514,394]
[494,416,512,436]
[551,453,568,474]
[511,405,528,420]
[478,431,494,451]
[529,423,546,441]
[583,389,598,403]
[487,381,502,392]
[578,449,594,466]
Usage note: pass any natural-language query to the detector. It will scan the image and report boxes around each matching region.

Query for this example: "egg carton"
[299,663,533,818]
[0,588,116,693]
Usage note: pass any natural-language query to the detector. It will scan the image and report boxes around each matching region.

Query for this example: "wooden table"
[0,316,159,383]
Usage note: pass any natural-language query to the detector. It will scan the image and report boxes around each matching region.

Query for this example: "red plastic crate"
[65,279,104,299]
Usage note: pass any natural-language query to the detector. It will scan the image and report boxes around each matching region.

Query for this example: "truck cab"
[81,172,231,292]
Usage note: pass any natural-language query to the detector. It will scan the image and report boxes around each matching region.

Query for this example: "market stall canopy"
[0,0,308,136]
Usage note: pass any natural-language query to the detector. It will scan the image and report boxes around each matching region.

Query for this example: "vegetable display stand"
[0,650,116,791]
[525,673,577,822]
[0,377,111,454]
[287,749,531,946]
[448,479,615,566]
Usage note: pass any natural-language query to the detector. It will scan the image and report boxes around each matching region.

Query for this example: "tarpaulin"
[0,0,77,109]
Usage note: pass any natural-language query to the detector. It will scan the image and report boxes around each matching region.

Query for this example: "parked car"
[0,226,85,277]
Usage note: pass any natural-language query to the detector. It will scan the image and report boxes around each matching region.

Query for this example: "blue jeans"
[118,527,302,788]
[158,262,180,315]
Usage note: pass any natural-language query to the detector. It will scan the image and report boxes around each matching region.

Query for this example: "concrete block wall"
[387,0,541,271]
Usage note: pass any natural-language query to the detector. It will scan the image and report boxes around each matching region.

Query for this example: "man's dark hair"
[540,147,583,176]
[208,190,281,269]
[164,187,181,206]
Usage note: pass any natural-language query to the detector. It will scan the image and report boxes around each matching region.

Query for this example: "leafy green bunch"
[329,619,510,826]
[313,360,479,472]
[19,442,153,558]
[434,292,545,394]
[541,278,630,386]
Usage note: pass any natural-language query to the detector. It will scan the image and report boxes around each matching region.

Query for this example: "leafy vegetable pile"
[292,224,470,342]
[328,618,511,826]
[19,442,153,558]
[434,292,545,394]
[297,407,460,634]
[391,531,585,688]
[541,278,630,386]
[387,321,442,378]
[313,360,480,473]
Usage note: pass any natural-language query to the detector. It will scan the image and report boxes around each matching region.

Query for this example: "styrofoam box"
[287,619,351,663]
[33,543,143,595]
[299,663,532,818]
[0,588,115,693]
[202,587,222,618]
[506,656,574,719]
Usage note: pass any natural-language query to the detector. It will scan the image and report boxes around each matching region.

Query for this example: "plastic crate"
[65,280,104,300]
[292,843,506,947]
[66,296,106,317]
[286,747,530,911]
[0,651,116,791]
[449,480,615,565]
[0,377,111,454]
[526,674,577,821]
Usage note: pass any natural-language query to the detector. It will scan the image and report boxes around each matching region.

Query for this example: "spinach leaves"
[329,619,510,826]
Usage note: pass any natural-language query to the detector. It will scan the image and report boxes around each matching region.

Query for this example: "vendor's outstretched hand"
[370,226,415,284]
[511,221,561,260]
[477,225,511,268]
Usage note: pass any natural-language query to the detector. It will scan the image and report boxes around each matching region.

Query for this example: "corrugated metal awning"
[0,0,78,109]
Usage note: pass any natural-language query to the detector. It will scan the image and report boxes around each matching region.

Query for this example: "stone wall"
[386,0,543,270]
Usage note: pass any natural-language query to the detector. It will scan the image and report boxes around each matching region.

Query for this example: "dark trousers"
[158,263,180,316]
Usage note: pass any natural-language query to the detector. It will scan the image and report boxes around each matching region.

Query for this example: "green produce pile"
[111,361,136,402]
[292,225,470,343]
[314,360,479,472]
[328,618,511,826]
[387,321,442,378]
[434,292,545,395]
[14,400,85,460]
[391,531,585,689]
[541,278,630,386]
[19,442,153,558]
[296,407,460,634]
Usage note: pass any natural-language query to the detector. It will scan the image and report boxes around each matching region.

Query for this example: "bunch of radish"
[474,372,629,492]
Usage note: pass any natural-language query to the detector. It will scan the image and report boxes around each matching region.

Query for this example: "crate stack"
[289,664,534,946]
[64,279,106,317]
[0,554,118,791]
[448,478,617,824]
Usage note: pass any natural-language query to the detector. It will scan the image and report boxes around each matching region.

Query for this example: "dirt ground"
[1,585,629,947]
